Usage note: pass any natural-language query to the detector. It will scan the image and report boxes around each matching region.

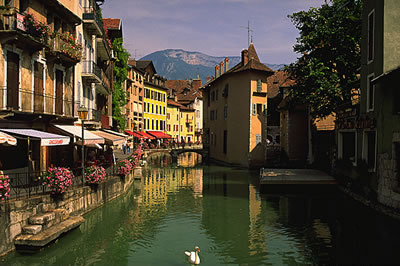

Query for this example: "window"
[152,119,154,130]
[367,74,375,111]
[210,110,214,120]
[224,105,228,120]
[181,125,183,131]
[167,113,170,120]
[216,88,218,100]
[223,130,227,154]
[339,131,357,165]
[223,84,229,97]
[257,79,262,92]
[211,91,215,101]
[152,104,154,113]
[156,105,158,114]
[163,106,166,115]
[144,119,147,130]
[256,134,262,145]
[252,104,257,115]
[156,120,159,130]
[177,114,179,120]
[215,109,218,120]
[363,130,376,171]
[263,104,267,115]
[368,10,374,62]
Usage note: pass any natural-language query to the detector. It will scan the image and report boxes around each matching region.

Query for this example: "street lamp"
[77,105,88,186]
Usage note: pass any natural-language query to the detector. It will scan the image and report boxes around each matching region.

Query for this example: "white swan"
[185,246,200,264]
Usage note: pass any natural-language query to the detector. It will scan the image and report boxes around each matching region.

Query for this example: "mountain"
[140,49,285,82]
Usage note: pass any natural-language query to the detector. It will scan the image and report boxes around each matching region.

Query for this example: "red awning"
[147,131,172,139]
[132,132,143,139]
[125,130,134,135]
[138,131,155,139]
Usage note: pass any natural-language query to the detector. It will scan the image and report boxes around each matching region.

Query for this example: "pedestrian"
[122,140,127,154]
[157,139,161,148]
[181,136,185,149]
[127,142,131,154]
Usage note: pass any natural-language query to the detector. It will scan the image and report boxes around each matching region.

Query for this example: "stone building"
[359,0,400,209]
[201,43,274,167]
[0,0,83,171]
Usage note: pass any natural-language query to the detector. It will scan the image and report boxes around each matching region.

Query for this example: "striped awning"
[52,124,104,145]
[0,131,17,146]
[0,129,69,146]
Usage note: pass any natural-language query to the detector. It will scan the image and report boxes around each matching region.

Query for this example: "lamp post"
[77,105,88,186]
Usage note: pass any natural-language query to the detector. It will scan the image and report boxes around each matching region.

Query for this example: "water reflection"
[3,154,400,265]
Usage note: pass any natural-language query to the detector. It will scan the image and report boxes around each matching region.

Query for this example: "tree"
[285,0,362,118]
[112,38,130,130]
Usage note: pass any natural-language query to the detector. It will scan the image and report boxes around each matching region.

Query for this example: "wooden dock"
[260,168,337,185]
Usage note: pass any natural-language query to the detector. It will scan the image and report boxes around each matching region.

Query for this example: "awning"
[0,129,70,146]
[101,129,128,138]
[138,131,155,139]
[125,130,134,136]
[147,131,172,139]
[52,125,104,145]
[132,132,143,139]
[90,130,125,146]
[0,131,17,146]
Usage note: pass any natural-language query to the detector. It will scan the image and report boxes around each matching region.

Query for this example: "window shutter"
[252,104,256,115]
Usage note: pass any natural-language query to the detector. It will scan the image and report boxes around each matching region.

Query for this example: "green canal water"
[2,152,400,265]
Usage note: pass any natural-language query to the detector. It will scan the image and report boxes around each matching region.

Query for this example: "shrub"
[42,167,74,195]
[85,165,106,185]
[0,174,10,201]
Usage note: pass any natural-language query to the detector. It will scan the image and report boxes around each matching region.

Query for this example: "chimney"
[206,76,210,82]
[241,49,249,65]
[220,61,224,75]
[224,57,229,73]
[215,65,220,78]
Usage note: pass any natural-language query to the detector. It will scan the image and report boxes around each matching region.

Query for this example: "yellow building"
[136,61,168,135]
[167,99,195,142]
[202,43,274,167]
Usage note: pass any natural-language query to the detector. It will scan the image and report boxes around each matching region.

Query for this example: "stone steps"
[15,208,84,252]
[15,216,84,252]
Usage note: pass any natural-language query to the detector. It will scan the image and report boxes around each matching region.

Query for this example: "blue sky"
[102,0,325,64]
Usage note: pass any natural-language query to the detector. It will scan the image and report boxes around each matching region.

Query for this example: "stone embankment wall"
[0,168,141,257]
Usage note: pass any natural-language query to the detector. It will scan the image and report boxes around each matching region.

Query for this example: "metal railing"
[3,164,118,201]
[0,86,73,117]
[82,60,101,80]
[82,6,105,36]
[48,34,82,61]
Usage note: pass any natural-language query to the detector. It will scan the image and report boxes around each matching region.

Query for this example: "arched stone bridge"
[143,147,208,163]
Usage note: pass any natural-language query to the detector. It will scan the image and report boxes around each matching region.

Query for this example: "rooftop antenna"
[240,20,253,47]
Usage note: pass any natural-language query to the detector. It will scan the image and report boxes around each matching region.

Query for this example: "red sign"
[16,14,26,31]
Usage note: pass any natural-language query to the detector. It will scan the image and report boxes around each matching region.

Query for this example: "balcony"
[47,33,82,66]
[0,86,73,117]
[82,61,111,95]
[97,35,112,61]
[82,6,104,36]
[0,9,48,51]
[82,60,102,84]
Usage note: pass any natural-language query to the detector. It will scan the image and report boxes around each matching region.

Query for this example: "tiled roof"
[136,60,153,70]
[167,99,194,111]
[165,80,203,103]
[266,71,291,98]
[204,43,273,88]
[103,18,121,30]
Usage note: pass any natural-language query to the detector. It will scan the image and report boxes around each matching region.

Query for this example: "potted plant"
[117,159,133,179]
[85,165,106,189]
[41,167,74,199]
[0,173,10,201]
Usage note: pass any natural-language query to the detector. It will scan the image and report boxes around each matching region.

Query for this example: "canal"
[1,152,400,265]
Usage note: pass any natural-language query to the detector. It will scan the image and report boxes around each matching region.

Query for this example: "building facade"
[165,79,203,142]
[202,43,274,167]
[126,59,144,132]
[136,61,168,133]
[0,0,82,171]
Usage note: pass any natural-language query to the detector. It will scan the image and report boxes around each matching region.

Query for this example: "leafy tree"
[112,37,130,130]
[285,0,362,118]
